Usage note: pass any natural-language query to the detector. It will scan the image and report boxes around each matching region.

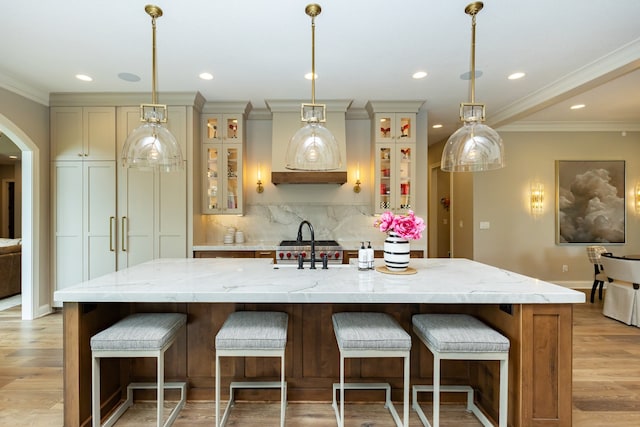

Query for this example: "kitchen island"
[55,258,584,427]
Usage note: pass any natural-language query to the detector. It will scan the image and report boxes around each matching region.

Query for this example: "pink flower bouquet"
[374,210,425,240]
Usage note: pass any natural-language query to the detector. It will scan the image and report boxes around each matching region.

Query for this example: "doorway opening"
[1,114,45,320]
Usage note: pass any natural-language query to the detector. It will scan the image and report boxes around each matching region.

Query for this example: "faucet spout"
[297,220,316,269]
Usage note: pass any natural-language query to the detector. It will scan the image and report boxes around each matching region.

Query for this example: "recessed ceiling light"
[304,72,318,80]
[118,72,141,82]
[432,124,443,129]
[570,104,586,110]
[508,72,525,80]
[75,74,93,82]
[199,72,214,80]
[412,71,428,79]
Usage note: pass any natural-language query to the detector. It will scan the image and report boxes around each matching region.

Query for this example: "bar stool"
[412,314,509,427]
[215,311,288,427]
[331,312,411,427]
[91,312,187,427]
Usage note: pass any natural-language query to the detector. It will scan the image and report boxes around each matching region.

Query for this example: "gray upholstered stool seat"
[412,314,510,427]
[215,311,288,427]
[332,312,411,427]
[91,313,187,427]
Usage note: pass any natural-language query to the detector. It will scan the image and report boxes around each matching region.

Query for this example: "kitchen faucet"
[297,220,316,269]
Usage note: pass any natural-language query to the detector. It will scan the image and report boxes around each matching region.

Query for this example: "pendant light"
[441,2,504,172]
[285,4,341,171]
[121,4,183,172]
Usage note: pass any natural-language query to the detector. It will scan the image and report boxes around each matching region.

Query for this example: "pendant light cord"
[151,14,158,105]
[469,12,477,104]
[310,14,316,105]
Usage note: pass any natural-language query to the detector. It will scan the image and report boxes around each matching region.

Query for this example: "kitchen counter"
[55,257,583,304]
[59,258,582,427]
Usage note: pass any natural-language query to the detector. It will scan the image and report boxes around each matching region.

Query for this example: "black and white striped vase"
[383,231,410,272]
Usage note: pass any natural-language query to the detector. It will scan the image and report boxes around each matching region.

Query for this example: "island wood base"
[63,302,572,427]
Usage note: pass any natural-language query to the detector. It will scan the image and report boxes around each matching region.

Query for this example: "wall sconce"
[256,164,264,193]
[353,163,361,193]
[635,182,640,213]
[530,182,544,215]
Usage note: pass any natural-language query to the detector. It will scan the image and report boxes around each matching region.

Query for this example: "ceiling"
[1,0,639,161]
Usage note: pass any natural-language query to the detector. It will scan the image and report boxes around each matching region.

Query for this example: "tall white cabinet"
[51,98,193,304]
[200,103,250,215]
[51,107,117,296]
[365,101,423,215]
[116,106,188,268]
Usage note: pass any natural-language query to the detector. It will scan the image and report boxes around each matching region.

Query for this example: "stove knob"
[301,252,307,259]
[286,252,292,259]
[334,251,340,259]
[279,252,284,259]
[319,252,325,258]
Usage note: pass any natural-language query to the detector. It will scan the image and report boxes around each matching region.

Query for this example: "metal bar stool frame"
[91,313,187,427]
[215,311,288,427]
[412,314,509,427]
[331,312,411,427]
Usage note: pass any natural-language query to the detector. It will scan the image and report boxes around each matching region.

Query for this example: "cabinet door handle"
[109,216,115,252]
[121,216,128,252]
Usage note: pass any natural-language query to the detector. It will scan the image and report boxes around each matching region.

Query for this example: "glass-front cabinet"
[203,144,243,214]
[366,101,423,215]
[203,113,244,143]
[201,105,249,215]
[374,143,416,214]
[373,112,416,144]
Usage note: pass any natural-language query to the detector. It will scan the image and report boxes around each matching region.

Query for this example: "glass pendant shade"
[286,107,341,170]
[122,107,183,172]
[441,121,504,172]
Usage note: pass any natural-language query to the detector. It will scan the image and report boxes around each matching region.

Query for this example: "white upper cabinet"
[366,101,424,214]
[51,106,116,160]
[202,113,244,144]
[200,102,250,215]
[372,112,417,144]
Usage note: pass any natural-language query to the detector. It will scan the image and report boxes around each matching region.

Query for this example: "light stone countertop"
[54,258,585,305]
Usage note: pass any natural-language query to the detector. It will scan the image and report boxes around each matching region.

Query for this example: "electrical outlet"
[562,264,569,272]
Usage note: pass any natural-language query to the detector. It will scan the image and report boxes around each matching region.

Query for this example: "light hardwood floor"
[1,295,639,426]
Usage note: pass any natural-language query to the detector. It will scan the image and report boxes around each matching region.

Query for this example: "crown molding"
[49,92,203,107]
[265,99,353,113]
[497,121,640,132]
[0,72,49,106]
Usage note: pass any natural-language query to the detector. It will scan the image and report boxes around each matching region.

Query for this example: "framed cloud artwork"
[556,160,625,244]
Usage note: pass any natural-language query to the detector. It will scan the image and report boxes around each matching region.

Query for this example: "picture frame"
[556,160,625,245]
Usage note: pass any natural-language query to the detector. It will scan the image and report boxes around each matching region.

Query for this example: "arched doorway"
[0,114,46,320]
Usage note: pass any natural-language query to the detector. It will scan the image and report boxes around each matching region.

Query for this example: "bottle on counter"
[366,241,374,269]
[358,242,368,271]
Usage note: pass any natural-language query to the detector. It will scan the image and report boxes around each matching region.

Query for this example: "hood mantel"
[271,171,347,185]
[266,99,352,184]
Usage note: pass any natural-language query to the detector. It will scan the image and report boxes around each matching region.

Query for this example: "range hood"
[266,100,351,185]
